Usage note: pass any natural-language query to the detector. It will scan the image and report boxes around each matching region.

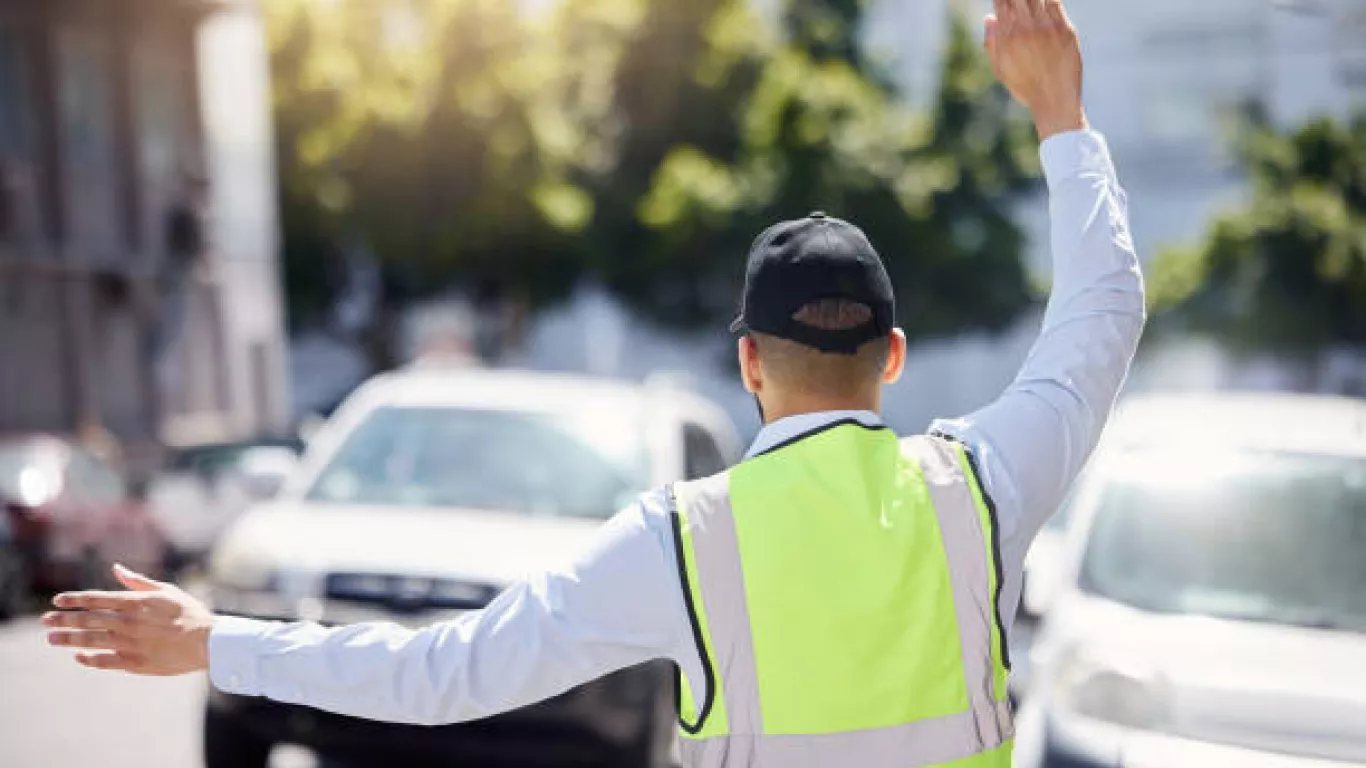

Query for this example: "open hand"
[43,564,214,675]
[985,0,1086,140]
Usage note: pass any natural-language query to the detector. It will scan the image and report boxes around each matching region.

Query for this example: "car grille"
[324,572,499,613]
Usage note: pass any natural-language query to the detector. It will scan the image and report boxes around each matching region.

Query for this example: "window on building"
[0,28,33,243]
[57,28,120,248]
[0,29,30,158]
[1139,84,1248,169]
[251,339,274,433]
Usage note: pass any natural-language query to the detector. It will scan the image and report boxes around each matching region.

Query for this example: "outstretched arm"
[44,496,697,726]
[932,0,1145,544]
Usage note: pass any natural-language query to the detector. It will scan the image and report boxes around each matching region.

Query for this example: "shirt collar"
[744,410,885,460]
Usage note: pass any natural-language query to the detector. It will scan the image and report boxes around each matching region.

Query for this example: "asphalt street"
[0,614,319,768]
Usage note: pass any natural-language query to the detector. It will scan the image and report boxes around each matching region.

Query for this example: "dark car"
[0,510,28,618]
[0,435,167,592]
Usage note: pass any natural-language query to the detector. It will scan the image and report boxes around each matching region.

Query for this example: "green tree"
[1148,112,1366,356]
[267,0,1038,355]
[613,3,1039,339]
[266,0,601,337]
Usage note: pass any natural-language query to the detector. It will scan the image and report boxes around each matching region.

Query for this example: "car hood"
[1047,596,1366,763]
[211,500,606,587]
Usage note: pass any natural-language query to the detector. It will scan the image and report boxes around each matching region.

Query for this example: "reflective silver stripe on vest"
[675,473,763,736]
[674,435,1012,768]
[678,699,1013,768]
[902,435,1013,748]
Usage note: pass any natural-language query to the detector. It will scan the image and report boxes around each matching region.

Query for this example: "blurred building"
[0,0,288,475]
[865,0,1366,399]
[871,0,1366,269]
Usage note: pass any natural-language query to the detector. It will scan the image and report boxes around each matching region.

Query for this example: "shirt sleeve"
[930,129,1145,549]
[208,490,698,726]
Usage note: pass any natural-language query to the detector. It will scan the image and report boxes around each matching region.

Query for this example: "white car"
[1014,392,1366,767]
[203,367,740,768]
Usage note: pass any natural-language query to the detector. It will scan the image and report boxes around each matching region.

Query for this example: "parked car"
[0,509,28,618]
[0,435,166,592]
[1014,393,1366,767]
[203,368,741,768]
[147,436,305,573]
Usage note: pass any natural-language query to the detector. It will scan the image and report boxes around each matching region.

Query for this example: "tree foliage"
[267,0,1039,343]
[1148,112,1366,353]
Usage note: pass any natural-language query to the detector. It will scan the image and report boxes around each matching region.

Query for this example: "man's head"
[732,212,906,422]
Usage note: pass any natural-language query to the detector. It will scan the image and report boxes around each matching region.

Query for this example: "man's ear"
[738,336,763,394]
[882,329,907,385]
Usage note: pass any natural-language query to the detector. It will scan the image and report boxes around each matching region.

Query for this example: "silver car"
[1015,393,1366,767]
[202,367,739,768]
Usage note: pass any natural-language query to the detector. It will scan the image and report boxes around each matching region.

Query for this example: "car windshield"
[303,406,651,519]
[1080,449,1366,633]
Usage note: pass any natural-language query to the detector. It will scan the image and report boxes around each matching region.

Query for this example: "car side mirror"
[298,414,327,447]
[235,447,300,501]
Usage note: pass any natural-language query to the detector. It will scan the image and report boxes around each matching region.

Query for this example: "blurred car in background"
[147,436,305,574]
[203,367,740,768]
[0,435,166,592]
[1014,393,1366,768]
[0,508,28,618]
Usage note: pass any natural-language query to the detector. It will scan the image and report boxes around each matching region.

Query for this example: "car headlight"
[1053,648,1171,730]
[208,568,321,621]
[207,553,275,593]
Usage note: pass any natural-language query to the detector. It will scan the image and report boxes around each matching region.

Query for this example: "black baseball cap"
[730,211,895,355]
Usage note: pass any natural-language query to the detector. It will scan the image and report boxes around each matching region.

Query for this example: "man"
[44,2,1144,765]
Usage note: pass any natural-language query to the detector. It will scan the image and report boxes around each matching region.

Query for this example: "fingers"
[48,629,138,653]
[112,563,162,593]
[1004,0,1032,20]
[42,609,140,634]
[1044,0,1073,28]
[75,651,144,672]
[54,590,145,612]
[53,590,174,617]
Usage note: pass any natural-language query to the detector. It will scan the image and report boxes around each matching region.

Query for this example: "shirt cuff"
[1040,129,1115,188]
[208,615,269,696]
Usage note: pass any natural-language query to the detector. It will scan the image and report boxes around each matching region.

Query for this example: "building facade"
[865,0,1366,400]
[0,0,288,474]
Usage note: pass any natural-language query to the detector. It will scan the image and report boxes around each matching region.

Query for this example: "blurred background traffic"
[0,0,1363,766]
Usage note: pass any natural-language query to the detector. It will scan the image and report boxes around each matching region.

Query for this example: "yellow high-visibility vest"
[668,422,1013,768]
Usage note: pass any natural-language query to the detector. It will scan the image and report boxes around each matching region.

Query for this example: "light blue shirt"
[210,129,1146,726]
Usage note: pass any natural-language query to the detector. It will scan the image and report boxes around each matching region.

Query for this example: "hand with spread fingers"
[984,0,1087,140]
[43,564,214,676]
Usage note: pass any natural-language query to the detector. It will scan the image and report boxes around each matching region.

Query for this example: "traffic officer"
[43,1,1145,766]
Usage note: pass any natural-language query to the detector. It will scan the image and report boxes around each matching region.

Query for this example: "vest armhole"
[929,432,1012,672]
[667,484,718,735]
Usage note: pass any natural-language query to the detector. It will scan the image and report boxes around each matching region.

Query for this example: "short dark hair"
[751,298,891,397]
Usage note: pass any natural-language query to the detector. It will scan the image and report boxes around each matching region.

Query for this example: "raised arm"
[43,494,699,726]
[931,0,1145,543]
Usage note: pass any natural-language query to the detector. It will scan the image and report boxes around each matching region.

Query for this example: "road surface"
[0,615,320,768]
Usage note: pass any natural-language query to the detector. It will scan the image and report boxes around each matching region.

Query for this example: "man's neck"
[760,396,880,426]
